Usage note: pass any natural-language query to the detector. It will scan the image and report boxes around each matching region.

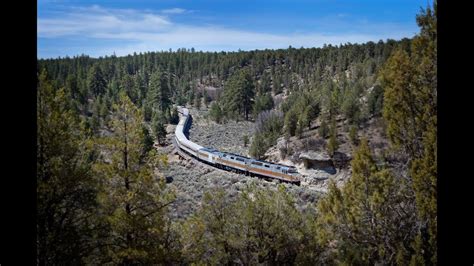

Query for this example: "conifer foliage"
[381,3,437,264]
[37,70,98,265]
[316,138,415,265]
[93,93,175,264]
[36,3,437,264]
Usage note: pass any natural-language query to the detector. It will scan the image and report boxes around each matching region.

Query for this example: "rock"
[276,137,287,150]
[299,151,331,161]
[299,151,334,170]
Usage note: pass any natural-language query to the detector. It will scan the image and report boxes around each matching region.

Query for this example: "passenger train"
[174,106,300,185]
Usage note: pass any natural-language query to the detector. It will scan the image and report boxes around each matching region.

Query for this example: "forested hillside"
[37,3,436,264]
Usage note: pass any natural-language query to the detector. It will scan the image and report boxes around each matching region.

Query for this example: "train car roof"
[249,158,296,169]
[200,147,219,153]
[218,151,296,169]
[220,151,251,160]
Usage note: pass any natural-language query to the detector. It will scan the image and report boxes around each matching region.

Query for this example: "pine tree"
[222,68,255,120]
[87,64,107,97]
[169,106,180,125]
[252,93,274,117]
[318,118,329,138]
[37,70,98,265]
[327,117,338,156]
[209,102,224,123]
[147,69,171,113]
[141,125,154,162]
[120,74,138,104]
[284,109,298,137]
[152,111,167,145]
[93,93,175,264]
[349,125,359,145]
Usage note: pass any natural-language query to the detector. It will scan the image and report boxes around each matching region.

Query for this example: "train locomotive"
[174,106,301,185]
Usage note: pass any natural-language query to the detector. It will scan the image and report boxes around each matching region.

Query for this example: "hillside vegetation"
[37,3,436,265]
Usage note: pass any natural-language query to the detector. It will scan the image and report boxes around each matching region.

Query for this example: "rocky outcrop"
[299,151,334,170]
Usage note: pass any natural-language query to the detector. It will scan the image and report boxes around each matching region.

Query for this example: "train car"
[247,160,299,182]
[215,152,248,172]
[197,147,219,164]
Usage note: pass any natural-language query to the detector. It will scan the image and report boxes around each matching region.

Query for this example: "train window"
[264,164,269,168]
[231,157,234,159]
[252,161,263,166]
[276,166,280,170]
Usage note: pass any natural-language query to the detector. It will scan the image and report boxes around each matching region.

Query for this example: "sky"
[37,0,429,59]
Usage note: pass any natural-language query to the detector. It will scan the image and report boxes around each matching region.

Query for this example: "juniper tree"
[316,138,415,265]
[380,3,437,263]
[181,184,307,264]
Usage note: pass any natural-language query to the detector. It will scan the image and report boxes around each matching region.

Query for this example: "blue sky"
[38,0,429,59]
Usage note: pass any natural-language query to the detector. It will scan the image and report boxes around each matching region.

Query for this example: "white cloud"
[38,5,171,38]
[161,8,187,14]
[38,5,417,58]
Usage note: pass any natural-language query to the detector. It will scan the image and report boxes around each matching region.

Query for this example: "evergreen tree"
[342,89,361,125]
[316,138,414,265]
[252,93,274,117]
[367,84,384,117]
[222,68,255,120]
[93,93,175,264]
[284,109,298,137]
[209,102,224,123]
[380,3,437,263]
[349,125,359,145]
[260,71,271,94]
[152,111,167,145]
[147,69,171,113]
[141,125,154,162]
[327,117,338,156]
[37,70,98,265]
[181,184,306,264]
[319,118,329,138]
[272,74,283,94]
[169,106,180,125]
[120,74,138,104]
[87,64,107,97]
